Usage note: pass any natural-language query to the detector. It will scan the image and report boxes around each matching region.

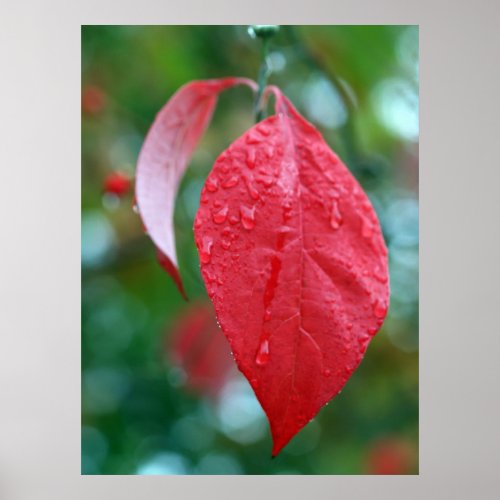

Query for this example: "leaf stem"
[249,25,279,122]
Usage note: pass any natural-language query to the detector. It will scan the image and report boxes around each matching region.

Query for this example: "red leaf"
[194,87,389,455]
[168,302,234,397]
[135,78,257,297]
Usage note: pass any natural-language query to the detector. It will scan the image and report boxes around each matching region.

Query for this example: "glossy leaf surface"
[194,88,389,455]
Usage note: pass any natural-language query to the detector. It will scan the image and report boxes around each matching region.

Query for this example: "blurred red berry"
[103,171,132,197]
[82,85,106,115]
[365,437,415,474]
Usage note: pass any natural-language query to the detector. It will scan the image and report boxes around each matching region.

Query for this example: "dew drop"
[205,177,218,192]
[194,218,202,229]
[265,146,274,159]
[361,218,373,238]
[246,132,261,145]
[257,175,274,187]
[205,271,216,283]
[222,175,239,189]
[373,299,388,319]
[361,199,372,213]
[322,368,332,377]
[228,214,240,225]
[212,205,228,224]
[244,177,260,200]
[221,239,231,250]
[240,205,256,230]
[199,236,213,264]
[246,148,256,169]
[346,323,353,330]
[255,338,270,366]
[368,327,377,335]
[263,309,272,322]
[330,200,343,230]
[373,266,388,283]
[251,377,259,389]
[257,124,271,136]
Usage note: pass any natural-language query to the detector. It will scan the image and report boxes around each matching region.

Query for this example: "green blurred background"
[82,25,418,475]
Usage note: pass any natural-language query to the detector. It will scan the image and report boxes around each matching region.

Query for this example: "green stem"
[249,25,279,122]
[254,38,270,122]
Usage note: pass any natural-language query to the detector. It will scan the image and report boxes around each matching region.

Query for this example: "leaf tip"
[156,248,188,300]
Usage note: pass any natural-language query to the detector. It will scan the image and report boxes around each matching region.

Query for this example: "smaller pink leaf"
[135,78,256,296]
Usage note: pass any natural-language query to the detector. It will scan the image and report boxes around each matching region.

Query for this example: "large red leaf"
[135,78,256,297]
[193,86,389,455]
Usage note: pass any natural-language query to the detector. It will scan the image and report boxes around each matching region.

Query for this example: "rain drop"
[199,236,213,264]
[221,239,231,250]
[265,145,274,159]
[257,124,271,136]
[330,200,343,230]
[244,177,260,200]
[222,175,239,189]
[240,205,256,230]
[373,299,388,319]
[361,218,373,238]
[255,338,270,366]
[212,205,228,224]
[246,132,261,145]
[228,214,240,225]
[373,266,388,283]
[205,177,218,192]
[246,148,256,169]
[323,368,332,377]
[263,309,272,322]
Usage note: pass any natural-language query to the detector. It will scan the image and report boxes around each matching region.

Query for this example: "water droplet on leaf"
[240,205,256,230]
[373,299,388,319]
[246,148,256,169]
[255,338,270,366]
[222,175,239,188]
[330,200,343,230]
[206,177,218,192]
[212,205,228,224]
[199,236,213,264]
